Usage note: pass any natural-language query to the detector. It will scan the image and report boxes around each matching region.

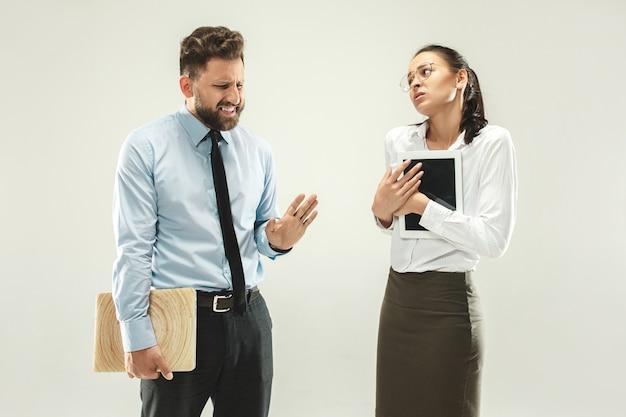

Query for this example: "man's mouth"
[219,105,237,114]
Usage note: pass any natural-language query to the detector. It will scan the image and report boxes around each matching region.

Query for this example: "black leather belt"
[197,287,260,313]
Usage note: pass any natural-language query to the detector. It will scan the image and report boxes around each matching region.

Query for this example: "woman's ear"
[456,69,468,89]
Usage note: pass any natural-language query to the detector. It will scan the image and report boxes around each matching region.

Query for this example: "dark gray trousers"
[140,294,273,417]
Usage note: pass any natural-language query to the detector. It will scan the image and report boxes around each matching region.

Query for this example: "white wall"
[1,0,624,416]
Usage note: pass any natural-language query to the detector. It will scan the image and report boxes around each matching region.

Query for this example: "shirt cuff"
[374,215,395,233]
[269,242,292,254]
[418,200,450,235]
[119,315,157,352]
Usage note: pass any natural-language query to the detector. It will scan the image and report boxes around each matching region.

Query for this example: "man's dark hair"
[180,26,244,80]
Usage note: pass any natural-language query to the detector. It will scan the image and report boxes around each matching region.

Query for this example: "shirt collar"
[176,104,232,147]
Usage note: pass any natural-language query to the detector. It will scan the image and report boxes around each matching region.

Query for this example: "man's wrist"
[269,242,292,253]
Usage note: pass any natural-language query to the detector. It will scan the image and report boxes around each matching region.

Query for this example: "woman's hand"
[393,192,430,217]
[372,160,423,227]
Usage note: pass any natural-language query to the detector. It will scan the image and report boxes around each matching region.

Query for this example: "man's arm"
[112,134,172,379]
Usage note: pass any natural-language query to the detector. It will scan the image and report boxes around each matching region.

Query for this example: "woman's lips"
[413,92,425,101]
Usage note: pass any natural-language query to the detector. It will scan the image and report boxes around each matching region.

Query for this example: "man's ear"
[179,75,194,98]
[456,69,468,89]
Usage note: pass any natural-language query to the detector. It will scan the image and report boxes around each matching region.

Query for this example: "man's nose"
[226,85,241,105]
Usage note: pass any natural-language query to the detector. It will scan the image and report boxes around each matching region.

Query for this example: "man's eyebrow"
[212,79,244,84]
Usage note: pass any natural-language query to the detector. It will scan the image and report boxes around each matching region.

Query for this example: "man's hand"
[266,193,318,251]
[125,345,173,380]
[372,160,423,227]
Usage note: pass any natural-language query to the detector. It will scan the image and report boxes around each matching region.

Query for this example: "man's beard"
[195,99,245,131]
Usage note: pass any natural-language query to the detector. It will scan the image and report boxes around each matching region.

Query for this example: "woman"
[371,45,517,417]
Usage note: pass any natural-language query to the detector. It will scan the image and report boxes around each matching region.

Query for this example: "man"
[112,26,318,417]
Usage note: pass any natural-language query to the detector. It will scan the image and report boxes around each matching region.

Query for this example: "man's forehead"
[204,57,243,68]
[202,58,244,78]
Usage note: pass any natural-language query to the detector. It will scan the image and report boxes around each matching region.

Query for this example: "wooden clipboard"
[93,288,197,372]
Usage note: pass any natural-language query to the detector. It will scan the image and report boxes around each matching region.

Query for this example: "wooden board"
[93,288,196,372]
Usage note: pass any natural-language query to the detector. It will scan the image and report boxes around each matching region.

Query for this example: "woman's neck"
[426,111,462,150]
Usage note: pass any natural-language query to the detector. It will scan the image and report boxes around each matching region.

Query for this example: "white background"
[1,0,625,416]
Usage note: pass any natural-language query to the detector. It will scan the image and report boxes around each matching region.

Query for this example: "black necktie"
[209,130,246,314]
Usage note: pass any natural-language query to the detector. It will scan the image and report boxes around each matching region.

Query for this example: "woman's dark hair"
[179,26,244,80]
[415,45,487,144]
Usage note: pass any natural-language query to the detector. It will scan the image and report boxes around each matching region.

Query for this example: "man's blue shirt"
[112,105,283,351]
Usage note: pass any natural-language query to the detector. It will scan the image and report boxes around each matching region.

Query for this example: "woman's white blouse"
[378,122,518,273]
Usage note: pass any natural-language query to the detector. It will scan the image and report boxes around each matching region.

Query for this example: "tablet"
[397,150,463,239]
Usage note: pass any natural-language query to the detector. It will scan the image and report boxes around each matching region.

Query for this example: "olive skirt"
[376,269,483,417]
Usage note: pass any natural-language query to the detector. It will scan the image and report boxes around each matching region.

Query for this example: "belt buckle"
[213,293,232,313]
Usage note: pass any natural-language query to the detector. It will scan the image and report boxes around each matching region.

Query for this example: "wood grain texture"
[93,288,197,372]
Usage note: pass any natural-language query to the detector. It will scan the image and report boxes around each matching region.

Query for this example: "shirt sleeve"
[253,145,286,259]
[111,133,158,352]
[373,129,401,234]
[418,131,518,258]
[374,215,396,234]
